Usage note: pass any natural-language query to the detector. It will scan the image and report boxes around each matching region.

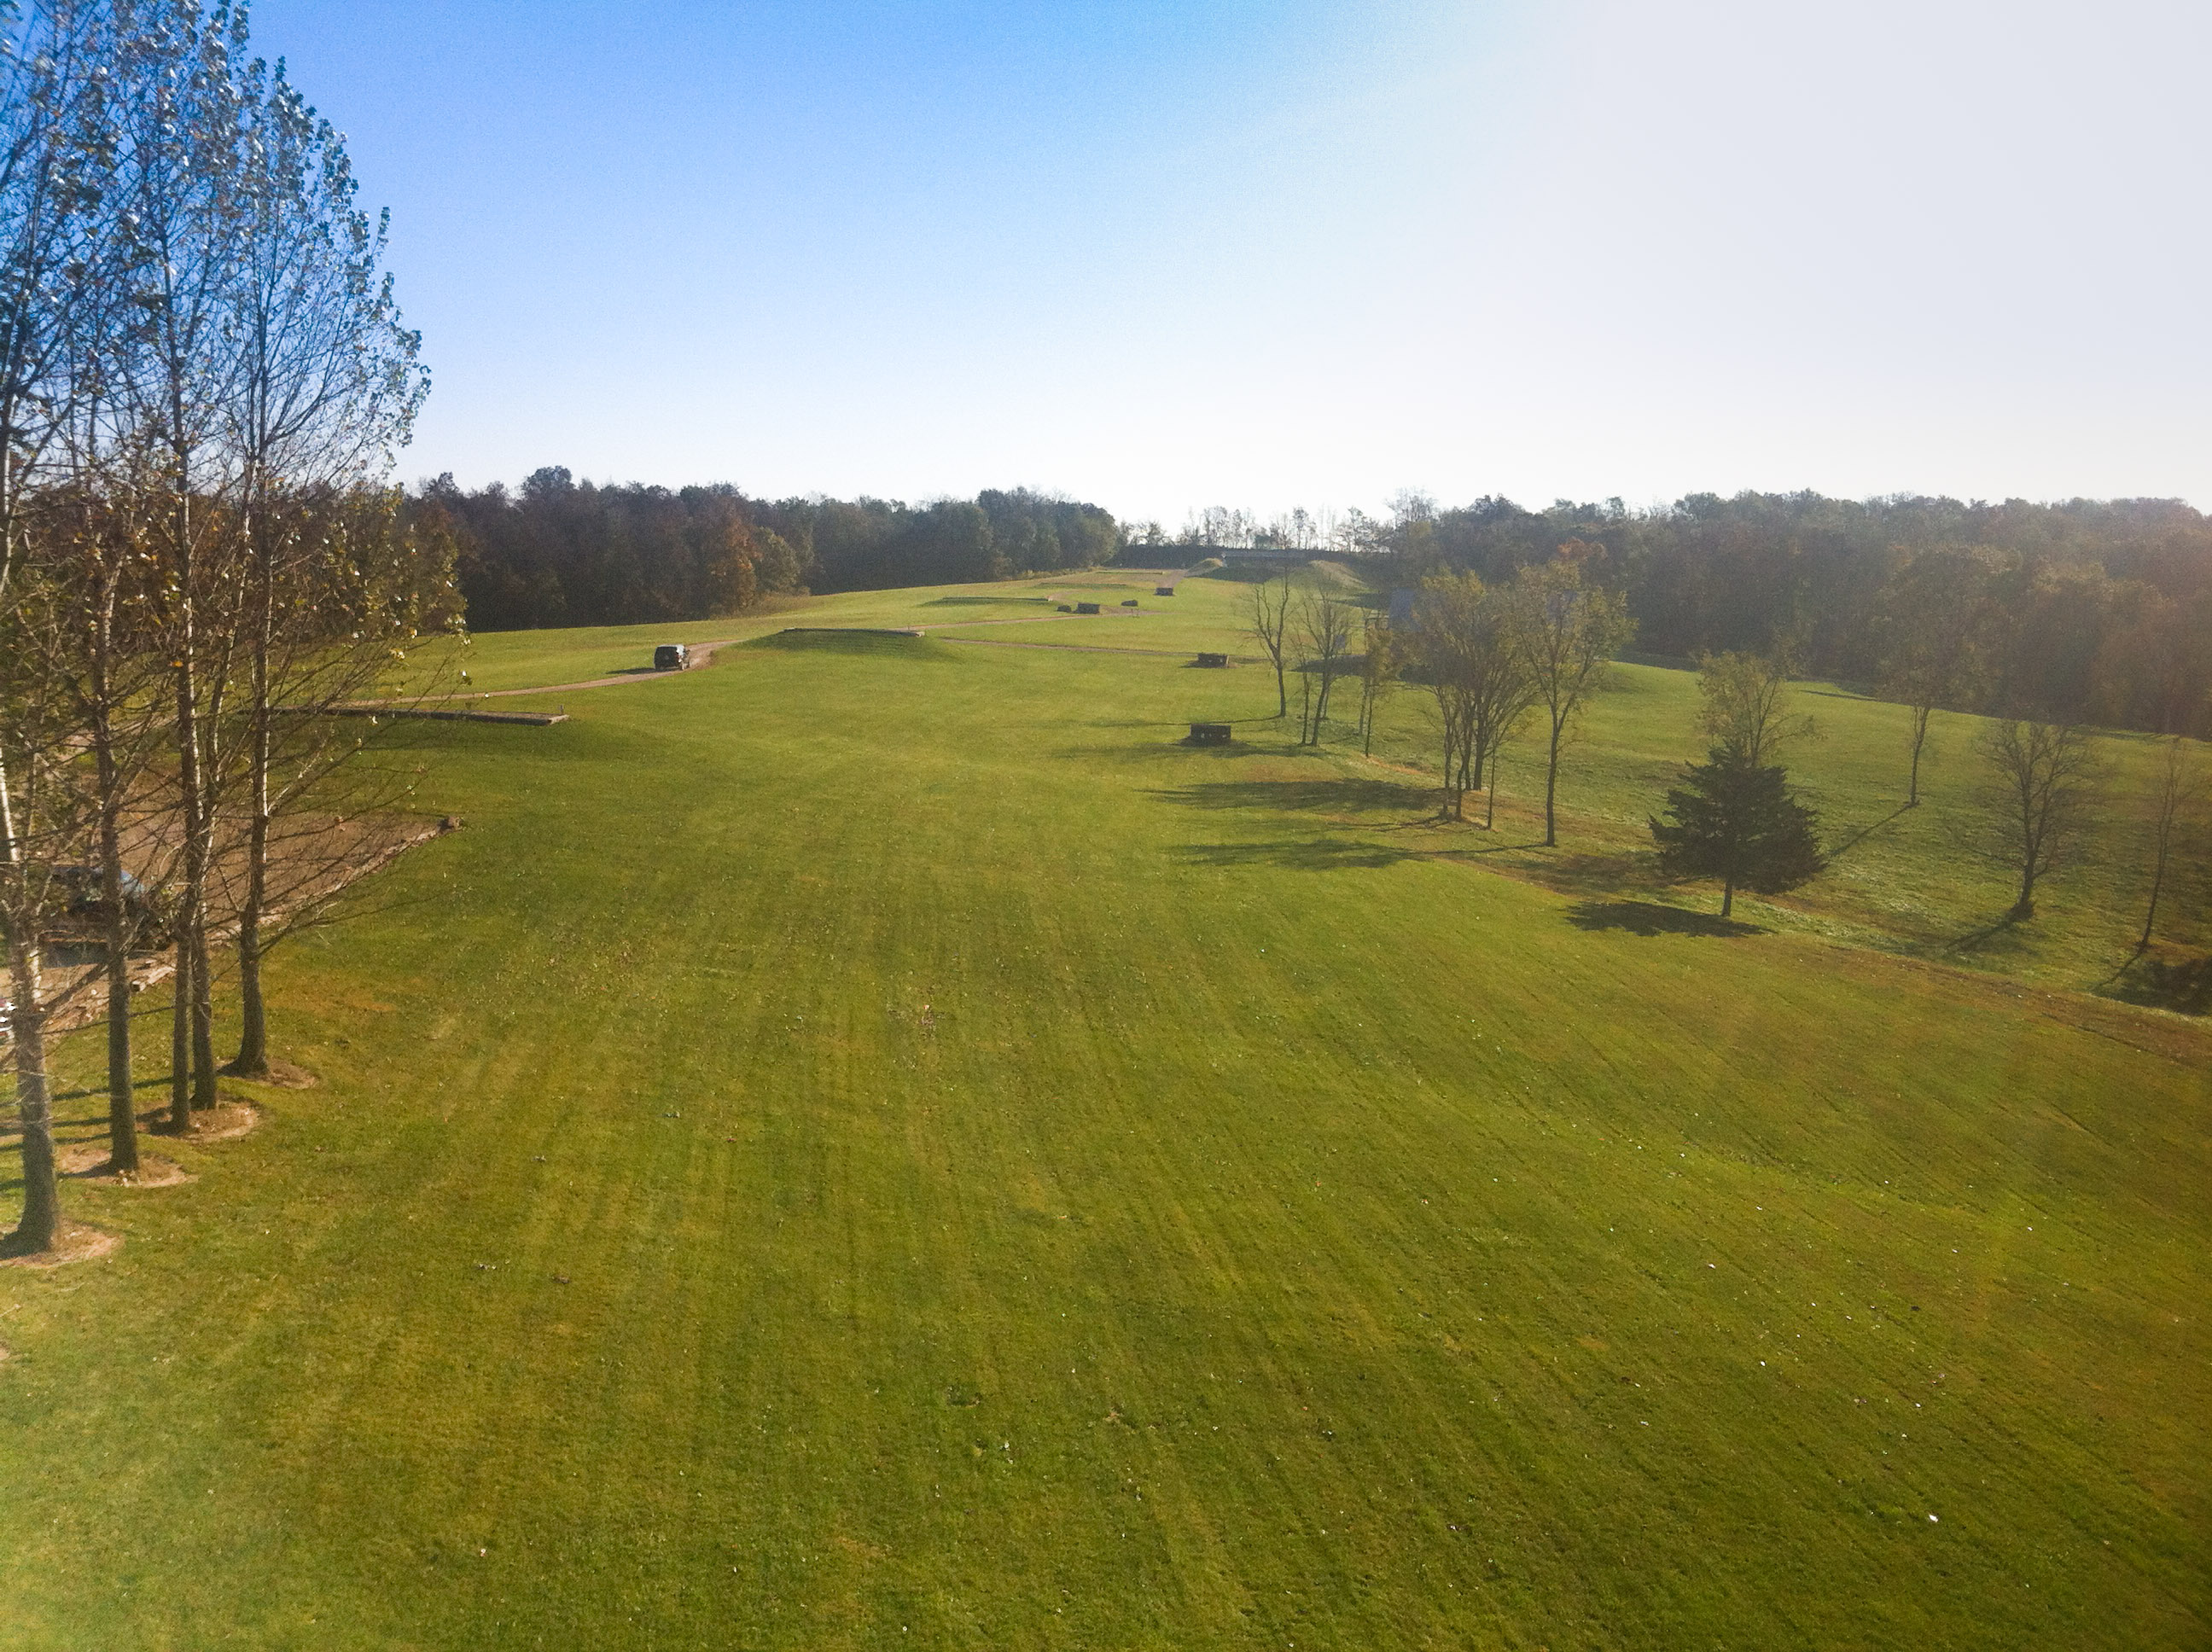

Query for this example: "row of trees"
[1251,559,1636,845]
[416,474,1122,631]
[1650,651,2204,938]
[1381,492,2212,738]
[1,2,449,1255]
[1124,503,1388,558]
[1248,556,2204,939]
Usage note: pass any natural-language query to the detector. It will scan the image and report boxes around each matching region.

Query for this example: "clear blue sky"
[251,0,2212,522]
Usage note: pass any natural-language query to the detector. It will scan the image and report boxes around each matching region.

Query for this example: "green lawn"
[3,570,2207,1649]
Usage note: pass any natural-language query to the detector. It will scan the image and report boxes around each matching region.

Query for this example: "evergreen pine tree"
[1650,753,1826,917]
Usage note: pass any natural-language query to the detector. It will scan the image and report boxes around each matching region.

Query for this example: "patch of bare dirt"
[137,1097,262,1143]
[0,1220,121,1269]
[41,812,452,1038]
[190,1098,263,1142]
[56,1142,193,1187]
[222,1058,318,1089]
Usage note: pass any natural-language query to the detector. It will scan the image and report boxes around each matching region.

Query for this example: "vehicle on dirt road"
[46,866,172,951]
[654,643,690,670]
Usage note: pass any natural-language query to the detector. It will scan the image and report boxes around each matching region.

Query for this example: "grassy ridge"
[2,573,2206,1648]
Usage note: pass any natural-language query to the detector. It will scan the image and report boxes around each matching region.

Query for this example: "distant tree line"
[1123,503,1388,558]
[1380,492,2212,736]
[412,474,1122,631]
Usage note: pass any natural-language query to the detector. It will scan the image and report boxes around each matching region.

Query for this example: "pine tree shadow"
[1565,899,1764,938]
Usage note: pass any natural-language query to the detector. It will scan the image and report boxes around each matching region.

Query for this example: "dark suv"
[46,866,170,950]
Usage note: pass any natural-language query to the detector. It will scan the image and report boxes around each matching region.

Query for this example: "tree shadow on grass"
[1057,738,1249,765]
[2100,945,2209,1015]
[50,1074,169,1106]
[1945,912,2034,961]
[1565,899,1764,938]
[1826,802,1914,861]
[1147,777,1437,815]
[1174,837,1425,871]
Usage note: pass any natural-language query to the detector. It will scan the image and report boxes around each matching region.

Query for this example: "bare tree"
[2137,735,2203,951]
[221,57,427,1075]
[101,0,255,1127]
[1508,559,1635,846]
[1248,574,1292,718]
[1355,614,1399,756]
[0,542,131,1244]
[27,497,177,1173]
[225,491,456,1073]
[1405,572,1535,825]
[1876,545,1993,806]
[0,0,114,1250]
[1696,649,1814,770]
[1294,590,1354,746]
[1975,718,2104,921]
[0,581,73,1250]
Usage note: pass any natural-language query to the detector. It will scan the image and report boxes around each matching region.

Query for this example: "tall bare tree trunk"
[104,915,135,1168]
[232,536,272,1076]
[2139,849,2169,951]
[2138,737,2189,951]
[1542,717,1564,846]
[170,471,218,1114]
[5,937,57,1252]
[234,794,268,1074]
[92,705,138,1173]
[189,916,216,1110]
[3,731,60,1248]
[1907,702,1931,807]
[3,715,58,1245]
[167,935,192,1133]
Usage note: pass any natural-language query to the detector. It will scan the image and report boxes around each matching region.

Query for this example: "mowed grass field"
[3,568,2208,1649]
